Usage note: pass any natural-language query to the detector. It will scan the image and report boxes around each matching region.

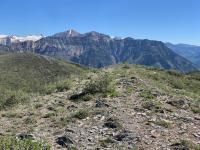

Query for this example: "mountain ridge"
[0,29,197,72]
[0,34,44,46]
[166,43,200,67]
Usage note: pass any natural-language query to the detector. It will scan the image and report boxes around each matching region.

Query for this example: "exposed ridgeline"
[0,29,197,72]
[0,63,200,149]
[166,43,200,68]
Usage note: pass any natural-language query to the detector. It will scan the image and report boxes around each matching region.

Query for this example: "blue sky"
[0,0,199,45]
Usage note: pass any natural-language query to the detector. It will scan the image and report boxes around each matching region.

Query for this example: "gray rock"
[95,99,109,108]
[167,99,189,108]
[95,99,104,108]
[134,107,145,112]
[170,142,190,150]
[56,135,73,147]
[142,101,155,110]
[193,132,200,139]
[16,133,35,140]
[114,130,140,145]
[103,118,121,129]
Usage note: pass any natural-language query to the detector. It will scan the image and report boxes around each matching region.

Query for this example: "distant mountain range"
[166,43,200,67]
[0,29,198,72]
[0,34,44,45]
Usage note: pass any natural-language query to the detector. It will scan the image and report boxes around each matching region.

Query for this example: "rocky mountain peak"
[53,29,81,38]
[67,29,81,36]
[86,31,109,36]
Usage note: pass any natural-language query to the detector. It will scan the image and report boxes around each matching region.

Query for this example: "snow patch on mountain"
[0,34,44,45]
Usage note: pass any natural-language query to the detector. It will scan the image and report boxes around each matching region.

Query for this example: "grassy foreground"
[0,54,199,149]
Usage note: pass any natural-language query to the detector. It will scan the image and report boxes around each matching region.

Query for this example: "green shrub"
[68,146,78,150]
[148,73,159,81]
[191,107,200,113]
[34,103,43,109]
[1,112,21,118]
[69,93,93,102]
[122,63,130,69]
[154,120,172,128]
[167,70,183,77]
[83,74,113,95]
[169,78,184,89]
[0,136,50,150]
[109,89,119,97]
[146,67,164,72]
[0,89,28,110]
[56,80,71,92]
[45,80,71,94]
[59,116,71,126]
[24,117,37,124]
[43,112,56,118]
[172,140,200,150]
[139,90,155,100]
[100,138,116,147]
[80,94,93,101]
[73,109,89,119]
[70,74,115,101]
[142,101,164,113]
[187,71,200,81]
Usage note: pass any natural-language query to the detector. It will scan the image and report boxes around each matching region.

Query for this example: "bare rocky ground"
[0,65,200,150]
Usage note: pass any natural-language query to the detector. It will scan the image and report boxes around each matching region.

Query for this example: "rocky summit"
[0,30,197,72]
[0,56,199,149]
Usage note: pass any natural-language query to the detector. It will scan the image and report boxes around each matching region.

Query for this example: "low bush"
[73,109,89,119]
[171,140,200,150]
[43,112,56,118]
[139,90,156,100]
[0,89,28,110]
[191,107,200,113]
[44,80,71,94]
[169,78,184,89]
[100,138,116,147]
[167,70,183,77]
[0,136,50,150]
[154,120,172,128]
[70,74,115,101]
[83,74,113,95]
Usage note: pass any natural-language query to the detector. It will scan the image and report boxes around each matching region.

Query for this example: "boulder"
[16,133,35,140]
[103,118,121,129]
[170,142,190,150]
[95,99,109,108]
[56,135,73,147]
[114,130,140,145]
[167,99,189,108]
